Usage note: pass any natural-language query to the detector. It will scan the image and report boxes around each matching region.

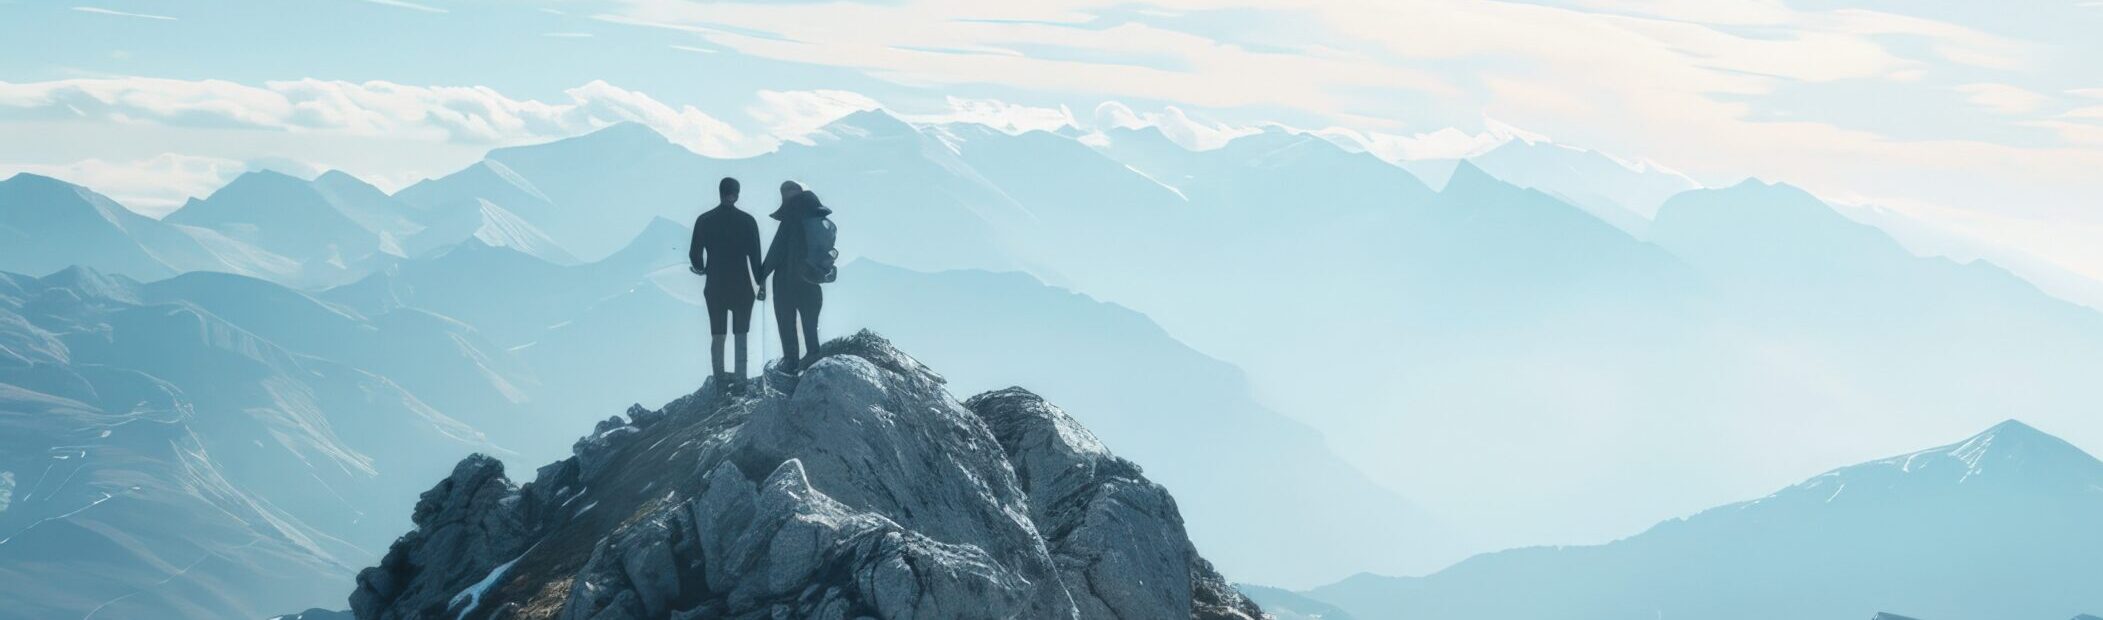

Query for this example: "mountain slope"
[1303,420,2103,620]
[401,199,577,265]
[0,173,257,281]
[0,382,351,620]
[165,170,386,272]
[322,217,680,351]
[1404,138,1699,234]
[395,160,558,222]
[469,122,713,260]
[135,271,542,441]
[0,267,519,618]
[349,333,1263,620]
[0,173,183,280]
[311,170,422,254]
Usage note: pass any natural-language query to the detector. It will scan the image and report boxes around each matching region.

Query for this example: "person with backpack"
[760,180,837,374]
[689,177,765,390]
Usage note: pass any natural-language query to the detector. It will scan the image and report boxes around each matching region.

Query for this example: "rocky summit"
[348,331,1264,620]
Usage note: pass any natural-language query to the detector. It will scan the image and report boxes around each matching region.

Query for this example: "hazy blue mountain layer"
[1302,420,2103,620]
[0,267,508,618]
[12,114,2103,594]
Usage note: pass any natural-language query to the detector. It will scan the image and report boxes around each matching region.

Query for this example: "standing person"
[689,177,765,390]
[760,180,835,373]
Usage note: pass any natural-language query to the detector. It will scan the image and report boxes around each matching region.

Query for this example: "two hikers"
[689,177,837,387]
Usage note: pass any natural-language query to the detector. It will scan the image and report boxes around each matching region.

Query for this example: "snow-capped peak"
[1483,116,1553,147]
[1866,419,2100,487]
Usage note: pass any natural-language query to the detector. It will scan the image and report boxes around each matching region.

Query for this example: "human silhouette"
[761,180,834,373]
[689,176,764,389]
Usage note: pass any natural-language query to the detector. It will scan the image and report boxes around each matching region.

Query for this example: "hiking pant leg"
[733,332,748,378]
[706,287,752,377]
[774,291,801,367]
[705,297,731,336]
[798,286,822,362]
[728,293,753,377]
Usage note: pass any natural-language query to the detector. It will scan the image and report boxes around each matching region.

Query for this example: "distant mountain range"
[0,167,574,291]
[1291,420,2103,620]
[9,109,2103,605]
[0,173,270,283]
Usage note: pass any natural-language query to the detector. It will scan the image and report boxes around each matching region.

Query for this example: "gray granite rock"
[351,454,529,620]
[350,331,1263,620]
[967,387,1264,620]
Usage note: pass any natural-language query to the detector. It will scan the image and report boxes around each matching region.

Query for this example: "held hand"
[690,266,704,276]
[756,286,767,301]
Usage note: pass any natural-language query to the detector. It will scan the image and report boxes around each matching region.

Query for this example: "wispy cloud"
[1957,82,2053,115]
[670,44,716,54]
[746,89,881,144]
[71,6,176,20]
[908,96,1075,135]
[351,0,445,14]
[0,78,761,156]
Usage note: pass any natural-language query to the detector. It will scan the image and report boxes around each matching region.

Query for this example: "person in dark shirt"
[760,180,831,373]
[689,176,764,388]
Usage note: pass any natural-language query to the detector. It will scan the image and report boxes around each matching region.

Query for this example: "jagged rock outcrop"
[966,388,1260,620]
[350,331,1264,620]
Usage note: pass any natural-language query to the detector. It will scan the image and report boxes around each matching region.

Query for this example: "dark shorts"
[704,286,755,335]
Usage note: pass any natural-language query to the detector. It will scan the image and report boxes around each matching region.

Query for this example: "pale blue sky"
[2,0,2100,281]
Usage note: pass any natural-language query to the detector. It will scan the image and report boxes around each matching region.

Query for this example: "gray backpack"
[802,215,838,284]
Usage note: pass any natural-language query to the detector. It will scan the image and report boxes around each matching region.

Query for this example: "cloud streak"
[1958,83,2053,115]
[71,6,176,20]
[351,0,446,13]
[746,89,882,144]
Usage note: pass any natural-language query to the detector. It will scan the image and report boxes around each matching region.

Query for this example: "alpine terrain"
[348,332,1264,620]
